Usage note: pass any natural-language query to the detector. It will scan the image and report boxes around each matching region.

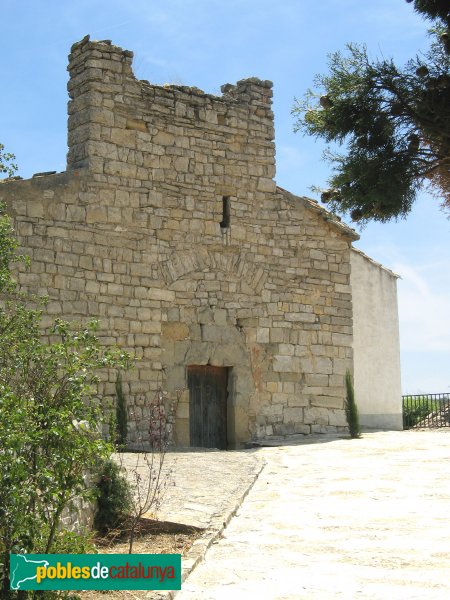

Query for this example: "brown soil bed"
[78,518,201,600]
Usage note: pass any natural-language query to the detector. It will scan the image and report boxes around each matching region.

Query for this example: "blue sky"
[1,0,449,393]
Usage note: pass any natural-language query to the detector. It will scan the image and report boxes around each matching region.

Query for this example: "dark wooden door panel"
[188,365,228,449]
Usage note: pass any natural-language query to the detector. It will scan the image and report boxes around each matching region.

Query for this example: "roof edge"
[276,186,360,241]
[351,247,401,279]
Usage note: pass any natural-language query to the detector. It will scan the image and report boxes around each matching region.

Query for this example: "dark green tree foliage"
[94,458,132,535]
[292,1,450,222]
[409,0,450,23]
[345,370,360,439]
[115,371,128,449]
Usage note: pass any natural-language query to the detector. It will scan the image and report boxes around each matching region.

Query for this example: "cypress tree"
[345,370,361,439]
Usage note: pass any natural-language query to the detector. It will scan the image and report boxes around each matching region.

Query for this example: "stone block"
[232,406,250,445]
[331,332,352,347]
[201,324,222,343]
[269,328,285,343]
[305,373,329,386]
[332,358,349,375]
[147,288,175,302]
[86,206,107,223]
[261,404,284,418]
[299,357,314,373]
[272,422,295,436]
[329,374,344,387]
[304,406,329,426]
[162,322,189,341]
[184,342,209,366]
[175,401,189,420]
[107,207,122,223]
[266,381,279,393]
[173,418,189,447]
[134,334,150,346]
[285,312,316,323]
[311,395,344,409]
[104,160,137,178]
[213,309,228,325]
[287,395,309,407]
[174,157,189,172]
[167,307,180,321]
[110,128,137,148]
[172,341,188,363]
[272,392,288,405]
[335,283,350,294]
[314,356,333,374]
[211,344,249,367]
[79,255,93,270]
[166,366,186,390]
[273,355,294,373]
[197,306,213,324]
[140,321,161,334]
[310,249,326,261]
[126,118,148,132]
[153,131,174,146]
[328,409,347,426]
[257,177,276,192]
[278,344,295,356]
[256,327,269,343]
[66,205,86,221]
[27,202,44,218]
[47,202,66,220]
[283,406,304,423]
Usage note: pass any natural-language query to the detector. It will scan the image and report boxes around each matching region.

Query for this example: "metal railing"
[402,393,450,429]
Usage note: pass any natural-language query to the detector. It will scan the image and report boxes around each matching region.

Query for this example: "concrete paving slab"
[176,431,450,600]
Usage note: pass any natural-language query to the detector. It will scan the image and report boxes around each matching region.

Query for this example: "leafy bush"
[45,528,97,555]
[94,458,132,535]
[0,202,131,595]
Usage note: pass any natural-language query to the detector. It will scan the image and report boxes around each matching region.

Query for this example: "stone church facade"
[0,37,402,448]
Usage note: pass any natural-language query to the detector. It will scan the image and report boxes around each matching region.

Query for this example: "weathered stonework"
[1,36,389,448]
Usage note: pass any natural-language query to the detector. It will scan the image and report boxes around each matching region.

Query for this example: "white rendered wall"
[350,250,403,430]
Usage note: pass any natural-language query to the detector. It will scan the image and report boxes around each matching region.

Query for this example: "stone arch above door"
[160,249,267,295]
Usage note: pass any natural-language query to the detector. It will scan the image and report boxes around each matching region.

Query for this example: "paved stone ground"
[176,431,450,600]
[119,449,264,529]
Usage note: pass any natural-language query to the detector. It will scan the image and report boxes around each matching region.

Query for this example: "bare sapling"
[127,387,181,553]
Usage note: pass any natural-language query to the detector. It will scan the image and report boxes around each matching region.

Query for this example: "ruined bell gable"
[1,36,401,448]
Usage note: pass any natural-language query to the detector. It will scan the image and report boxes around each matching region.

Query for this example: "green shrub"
[115,371,128,450]
[94,459,132,535]
[50,528,97,555]
[345,370,361,439]
[0,193,132,597]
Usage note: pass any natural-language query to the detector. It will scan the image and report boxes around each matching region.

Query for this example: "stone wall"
[60,472,98,534]
[351,249,403,430]
[0,36,359,447]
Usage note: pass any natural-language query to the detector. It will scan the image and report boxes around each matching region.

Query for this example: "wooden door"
[188,365,228,449]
